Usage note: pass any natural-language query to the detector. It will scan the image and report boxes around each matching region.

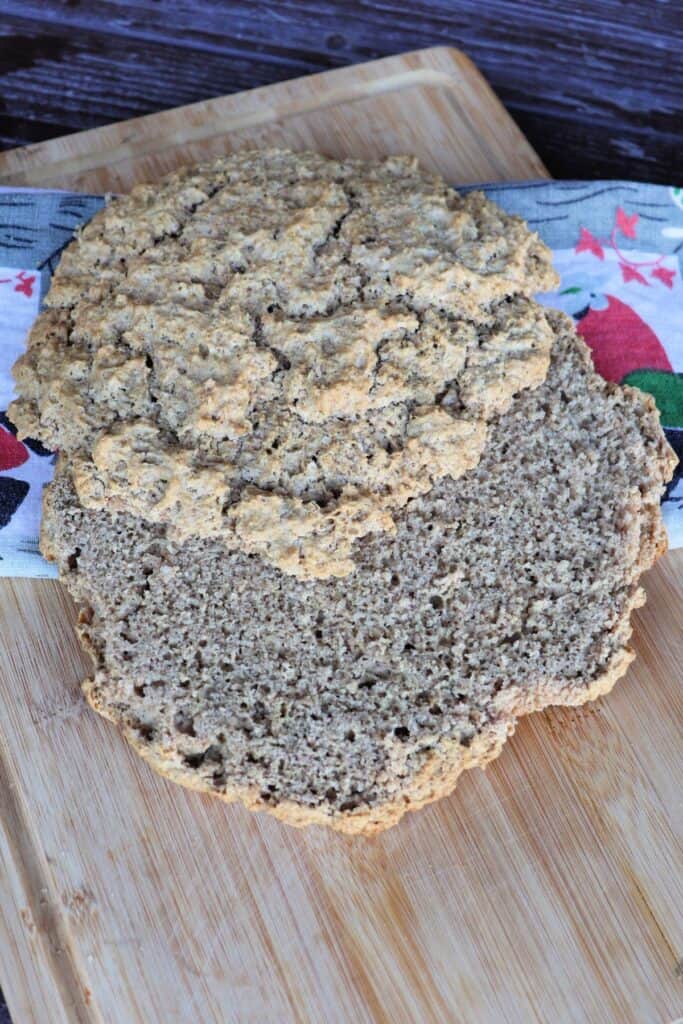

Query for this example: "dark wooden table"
[0,3,680,1022]
[1,0,682,183]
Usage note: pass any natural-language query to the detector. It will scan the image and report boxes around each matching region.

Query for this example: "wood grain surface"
[0,47,681,1024]
[0,0,682,184]
[0,48,546,190]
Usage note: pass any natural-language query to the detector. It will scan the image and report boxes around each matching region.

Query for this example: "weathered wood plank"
[0,0,681,182]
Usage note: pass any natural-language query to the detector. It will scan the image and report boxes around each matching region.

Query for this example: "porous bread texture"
[41,314,676,834]
[10,149,557,579]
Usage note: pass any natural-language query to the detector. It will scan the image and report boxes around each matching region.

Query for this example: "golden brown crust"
[12,150,557,580]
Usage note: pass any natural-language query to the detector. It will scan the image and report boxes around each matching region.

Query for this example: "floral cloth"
[0,182,681,577]
[476,181,683,549]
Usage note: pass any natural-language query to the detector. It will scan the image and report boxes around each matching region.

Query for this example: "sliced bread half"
[40,312,675,833]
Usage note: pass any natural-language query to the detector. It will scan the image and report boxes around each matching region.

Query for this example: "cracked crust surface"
[40,314,676,834]
[11,149,557,579]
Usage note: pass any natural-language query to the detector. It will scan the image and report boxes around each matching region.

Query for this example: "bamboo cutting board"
[0,47,681,1024]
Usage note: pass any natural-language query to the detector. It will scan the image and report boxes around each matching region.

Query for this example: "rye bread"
[40,313,675,833]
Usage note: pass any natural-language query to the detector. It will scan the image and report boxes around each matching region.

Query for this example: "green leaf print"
[621,369,683,428]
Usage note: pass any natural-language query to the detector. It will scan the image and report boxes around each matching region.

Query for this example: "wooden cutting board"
[0,47,681,1024]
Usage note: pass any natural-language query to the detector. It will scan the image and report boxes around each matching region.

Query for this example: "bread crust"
[13,149,558,582]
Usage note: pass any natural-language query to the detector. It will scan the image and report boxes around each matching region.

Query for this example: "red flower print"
[650,266,676,288]
[619,262,649,286]
[0,425,29,471]
[575,227,604,259]
[574,208,672,291]
[616,207,638,239]
[14,271,36,297]
[0,271,37,297]
[577,295,672,383]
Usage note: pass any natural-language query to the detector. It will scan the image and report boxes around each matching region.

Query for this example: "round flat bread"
[11,150,557,579]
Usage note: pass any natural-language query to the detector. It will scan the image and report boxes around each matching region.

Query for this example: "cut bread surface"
[40,314,675,833]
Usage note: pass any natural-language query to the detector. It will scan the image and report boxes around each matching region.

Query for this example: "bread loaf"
[39,315,674,833]
[11,151,674,832]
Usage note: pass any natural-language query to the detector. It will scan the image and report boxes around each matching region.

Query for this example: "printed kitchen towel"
[0,181,681,576]
[0,189,104,576]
